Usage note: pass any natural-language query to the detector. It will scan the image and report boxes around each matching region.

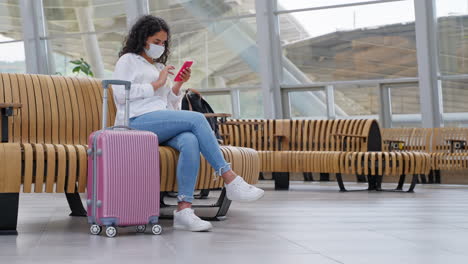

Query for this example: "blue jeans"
[129,110,231,203]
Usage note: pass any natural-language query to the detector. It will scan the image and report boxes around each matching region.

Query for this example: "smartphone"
[174,61,193,82]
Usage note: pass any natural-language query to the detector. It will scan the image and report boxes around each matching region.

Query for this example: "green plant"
[70,58,94,77]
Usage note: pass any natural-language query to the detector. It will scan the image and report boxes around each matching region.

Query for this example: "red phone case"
[174,61,193,82]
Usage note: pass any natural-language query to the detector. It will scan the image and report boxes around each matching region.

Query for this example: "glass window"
[149,1,259,89]
[1,0,23,73]
[51,32,123,78]
[43,1,127,78]
[444,119,468,128]
[43,0,127,35]
[388,83,422,127]
[334,84,380,117]
[436,0,468,75]
[149,0,255,20]
[203,94,232,114]
[390,84,421,115]
[288,90,328,119]
[164,18,259,89]
[279,0,417,84]
[442,79,468,113]
[0,41,26,73]
[0,0,22,41]
[239,89,263,118]
[277,0,371,11]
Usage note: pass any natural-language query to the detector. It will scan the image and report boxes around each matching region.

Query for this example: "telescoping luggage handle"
[101,80,132,130]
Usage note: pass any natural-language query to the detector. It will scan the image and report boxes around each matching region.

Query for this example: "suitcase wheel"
[151,224,162,235]
[136,225,146,233]
[105,226,118,238]
[90,225,102,235]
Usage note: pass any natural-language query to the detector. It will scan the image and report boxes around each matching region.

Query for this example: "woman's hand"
[172,68,191,95]
[159,65,175,81]
[152,65,175,91]
[177,68,191,83]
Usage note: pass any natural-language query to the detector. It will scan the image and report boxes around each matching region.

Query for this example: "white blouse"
[111,53,184,126]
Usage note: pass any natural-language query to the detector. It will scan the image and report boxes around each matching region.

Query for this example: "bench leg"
[374,175,383,191]
[396,174,406,190]
[65,189,87,217]
[419,174,427,184]
[407,174,418,192]
[303,172,314,181]
[336,173,381,192]
[319,173,330,181]
[210,188,232,221]
[435,170,441,184]
[160,192,170,208]
[0,193,19,235]
[159,188,232,221]
[259,172,265,180]
[428,170,435,184]
[273,172,290,190]
[194,189,210,199]
[336,173,347,192]
[356,174,367,183]
[367,175,378,190]
[392,174,418,192]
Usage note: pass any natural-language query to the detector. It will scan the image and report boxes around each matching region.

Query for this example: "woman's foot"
[173,208,213,232]
[225,176,265,202]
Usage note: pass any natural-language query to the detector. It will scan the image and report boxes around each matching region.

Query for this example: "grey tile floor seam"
[2,181,468,264]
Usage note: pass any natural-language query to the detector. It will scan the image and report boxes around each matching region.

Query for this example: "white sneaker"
[225,176,265,202]
[173,208,213,232]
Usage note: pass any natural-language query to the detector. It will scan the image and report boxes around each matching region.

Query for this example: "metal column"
[230,89,241,118]
[255,0,283,119]
[414,0,444,128]
[19,0,54,74]
[326,85,336,120]
[380,85,393,128]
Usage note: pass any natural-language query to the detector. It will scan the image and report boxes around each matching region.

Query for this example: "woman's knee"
[182,111,205,123]
[178,132,199,151]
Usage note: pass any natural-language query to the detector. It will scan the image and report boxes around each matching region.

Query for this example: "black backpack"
[181,89,222,141]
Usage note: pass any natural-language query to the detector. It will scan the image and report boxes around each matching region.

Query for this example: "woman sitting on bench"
[112,15,264,232]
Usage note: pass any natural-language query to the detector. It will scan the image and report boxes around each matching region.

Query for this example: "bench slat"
[45,144,56,193]
[65,145,78,193]
[76,145,88,193]
[55,145,67,193]
[0,144,22,192]
[33,143,45,193]
[22,144,33,192]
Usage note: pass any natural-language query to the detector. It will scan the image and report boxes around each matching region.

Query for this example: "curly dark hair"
[119,15,171,65]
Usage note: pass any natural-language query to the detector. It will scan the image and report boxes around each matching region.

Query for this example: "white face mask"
[145,43,165,59]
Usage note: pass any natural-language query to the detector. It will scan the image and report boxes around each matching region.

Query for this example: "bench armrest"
[222,121,264,132]
[383,140,406,144]
[446,139,467,153]
[1,103,22,143]
[272,134,289,150]
[223,121,263,126]
[383,140,406,151]
[333,133,367,151]
[333,133,366,139]
[0,103,22,109]
[203,113,231,118]
[203,113,231,124]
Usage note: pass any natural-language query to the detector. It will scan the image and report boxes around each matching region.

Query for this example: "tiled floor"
[1,181,468,264]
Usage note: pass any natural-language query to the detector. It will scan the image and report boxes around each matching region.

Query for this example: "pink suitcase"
[86,80,161,237]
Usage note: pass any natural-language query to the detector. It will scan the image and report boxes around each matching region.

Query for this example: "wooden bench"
[0,73,260,235]
[382,127,468,183]
[220,119,431,192]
